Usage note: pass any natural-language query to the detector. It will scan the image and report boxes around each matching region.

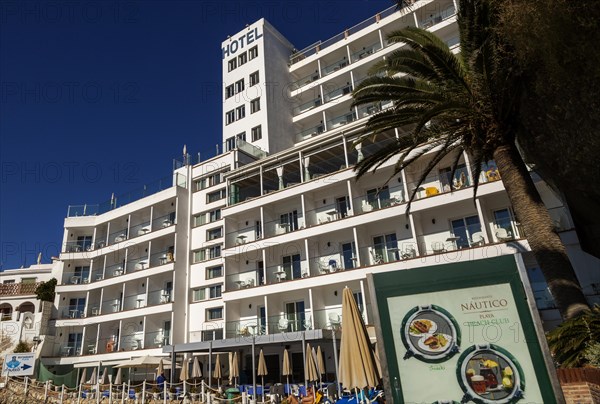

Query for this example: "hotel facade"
[32,0,600,389]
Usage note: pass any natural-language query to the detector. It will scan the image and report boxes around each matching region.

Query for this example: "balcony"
[0,282,41,297]
[418,4,456,29]
[295,123,325,143]
[321,57,349,76]
[326,111,356,130]
[323,83,352,103]
[293,97,322,116]
[350,41,383,62]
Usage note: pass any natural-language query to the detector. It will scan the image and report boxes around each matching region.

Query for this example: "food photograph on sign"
[457,344,525,404]
[401,304,461,362]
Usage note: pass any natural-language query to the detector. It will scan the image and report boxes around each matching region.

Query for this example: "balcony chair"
[402,247,417,260]
[328,259,338,272]
[362,200,374,212]
[425,187,440,197]
[431,242,446,254]
[469,232,485,247]
[495,228,513,241]
[369,250,384,265]
[328,313,341,328]
[278,318,289,333]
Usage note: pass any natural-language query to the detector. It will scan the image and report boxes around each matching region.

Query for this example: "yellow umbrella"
[316,346,326,385]
[213,354,222,389]
[157,359,165,376]
[282,349,292,387]
[192,357,202,379]
[257,349,268,401]
[338,287,380,390]
[305,343,319,384]
[230,352,240,387]
[372,342,382,377]
[180,358,189,381]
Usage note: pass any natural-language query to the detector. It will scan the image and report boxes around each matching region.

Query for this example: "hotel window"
[193,284,222,301]
[250,97,260,113]
[207,227,222,240]
[197,170,228,190]
[192,288,205,301]
[194,208,221,227]
[192,244,222,262]
[201,328,223,341]
[207,307,223,320]
[225,110,235,125]
[209,284,222,299]
[206,265,223,279]
[249,71,259,86]
[249,46,258,60]
[225,84,234,99]
[236,105,246,120]
[207,188,226,203]
[209,208,222,222]
[228,58,237,72]
[251,125,262,141]
[235,79,244,94]
[238,52,247,66]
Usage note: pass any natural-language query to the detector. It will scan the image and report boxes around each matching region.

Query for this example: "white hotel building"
[39,0,599,387]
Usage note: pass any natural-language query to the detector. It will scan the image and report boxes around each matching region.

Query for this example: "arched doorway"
[18,301,35,314]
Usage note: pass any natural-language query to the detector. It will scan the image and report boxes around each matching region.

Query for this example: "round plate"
[417,333,453,353]
[409,319,438,336]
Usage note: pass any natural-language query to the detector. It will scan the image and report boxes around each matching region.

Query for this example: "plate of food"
[418,333,453,353]
[409,319,437,336]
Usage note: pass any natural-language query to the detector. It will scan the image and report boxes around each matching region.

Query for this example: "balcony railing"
[293,97,322,116]
[419,5,456,29]
[326,111,356,130]
[295,124,325,142]
[323,84,352,103]
[0,282,42,297]
[321,57,349,76]
[225,269,262,291]
[67,174,184,217]
[350,41,383,62]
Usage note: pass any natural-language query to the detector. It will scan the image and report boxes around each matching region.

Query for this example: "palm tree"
[352,0,588,319]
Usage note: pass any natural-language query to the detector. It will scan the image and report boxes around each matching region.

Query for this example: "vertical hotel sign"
[369,256,559,404]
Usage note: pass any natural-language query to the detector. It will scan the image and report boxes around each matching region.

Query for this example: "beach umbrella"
[80,368,88,386]
[89,368,97,385]
[304,343,319,386]
[100,367,109,385]
[257,349,268,402]
[114,368,122,385]
[180,358,189,381]
[213,354,222,389]
[338,287,380,393]
[230,352,239,387]
[192,357,202,379]
[316,346,326,386]
[372,342,382,377]
[282,349,292,388]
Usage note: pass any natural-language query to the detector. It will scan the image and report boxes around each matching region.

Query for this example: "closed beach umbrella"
[213,354,222,389]
[257,349,268,401]
[304,343,319,385]
[282,349,292,387]
[89,368,97,385]
[316,346,326,385]
[230,352,239,387]
[80,368,87,386]
[157,359,164,376]
[114,368,123,385]
[101,367,109,385]
[180,358,189,381]
[338,287,380,391]
[192,357,202,379]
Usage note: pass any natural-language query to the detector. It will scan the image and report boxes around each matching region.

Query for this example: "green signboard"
[369,255,558,404]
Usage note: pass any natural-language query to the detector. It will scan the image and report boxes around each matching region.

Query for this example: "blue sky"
[0,0,394,269]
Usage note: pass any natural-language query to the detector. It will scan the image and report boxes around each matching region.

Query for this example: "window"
[228,58,237,72]
[207,307,223,320]
[450,215,482,248]
[236,105,246,120]
[249,46,258,60]
[206,265,223,279]
[280,210,299,232]
[238,52,247,66]
[193,284,222,301]
[192,244,222,262]
[207,227,223,240]
[251,125,262,141]
[207,188,226,203]
[193,208,222,227]
[209,284,222,299]
[249,71,259,86]
[225,136,236,151]
[235,79,244,94]
[225,84,234,99]
[201,328,223,341]
[225,110,235,125]
[366,186,390,209]
[195,170,228,191]
[282,254,302,280]
[250,97,260,113]
[373,233,398,262]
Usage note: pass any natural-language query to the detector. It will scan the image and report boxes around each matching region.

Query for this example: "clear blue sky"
[0,0,394,269]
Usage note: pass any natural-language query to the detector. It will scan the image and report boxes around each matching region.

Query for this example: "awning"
[73,359,123,368]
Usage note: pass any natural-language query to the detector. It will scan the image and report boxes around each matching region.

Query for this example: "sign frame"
[2,353,35,376]
[367,255,562,404]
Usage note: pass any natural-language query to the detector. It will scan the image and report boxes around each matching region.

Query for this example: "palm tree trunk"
[493,143,588,320]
